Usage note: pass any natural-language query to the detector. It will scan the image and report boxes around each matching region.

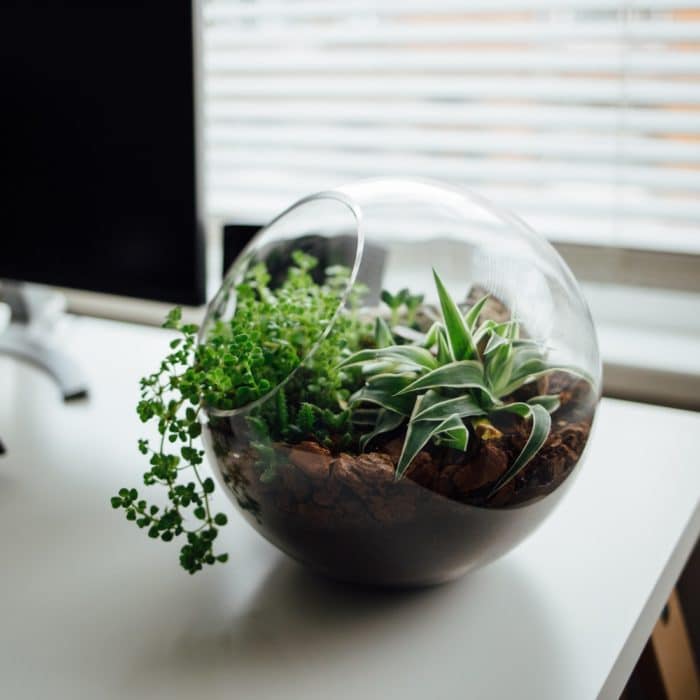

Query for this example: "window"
[197,1,700,408]
[202,0,700,257]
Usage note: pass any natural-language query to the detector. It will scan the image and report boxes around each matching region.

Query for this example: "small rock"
[289,441,332,480]
[453,443,508,497]
[435,463,460,498]
[404,450,436,488]
[332,453,364,493]
[356,453,395,486]
[333,451,394,496]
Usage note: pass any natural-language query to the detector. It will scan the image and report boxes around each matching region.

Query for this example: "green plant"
[112,252,370,574]
[341,270,593,497]
[380,288,425,327]
[113,249,593,574]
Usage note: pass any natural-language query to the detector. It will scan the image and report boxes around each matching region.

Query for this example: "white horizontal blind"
[202,0,700,253]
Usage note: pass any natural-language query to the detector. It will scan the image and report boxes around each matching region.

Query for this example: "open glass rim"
[198,189,365,418]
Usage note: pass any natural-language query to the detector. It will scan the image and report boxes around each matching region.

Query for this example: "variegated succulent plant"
[340,271,592,497]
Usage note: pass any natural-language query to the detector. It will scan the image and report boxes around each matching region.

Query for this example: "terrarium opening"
[199,193,363,417]
[121,177,602,584]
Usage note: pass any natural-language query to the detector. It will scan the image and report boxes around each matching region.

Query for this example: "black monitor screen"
[0,2,205,306]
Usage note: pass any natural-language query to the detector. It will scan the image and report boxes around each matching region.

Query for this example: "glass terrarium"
[201,179,601,587]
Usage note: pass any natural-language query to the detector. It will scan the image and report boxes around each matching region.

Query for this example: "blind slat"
[206,49,700,75]
[208,175,700,221]
[203,1,700,253]
[207,21,700,46]
[209,150,700,192]
[205,76,700,104]
[205,101,700,133]
[207,190,700,254]
[208,125,700,163]
[205,0,700,19]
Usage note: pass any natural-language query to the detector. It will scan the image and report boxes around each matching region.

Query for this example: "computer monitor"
[1,1,205,306]
[0,2,205,402]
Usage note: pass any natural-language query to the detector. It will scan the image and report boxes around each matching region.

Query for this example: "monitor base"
[0,283,89,402]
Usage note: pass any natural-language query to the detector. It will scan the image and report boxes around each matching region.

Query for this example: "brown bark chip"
[453,442,509,497]
[289,441,332,480]
[212,377,595,529]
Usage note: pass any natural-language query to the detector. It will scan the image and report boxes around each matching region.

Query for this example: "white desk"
[0,316,698,700]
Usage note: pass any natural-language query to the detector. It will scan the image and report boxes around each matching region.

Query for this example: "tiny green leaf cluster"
[380,288,424,327]
[112,253,370,573]
[342,270,592,496]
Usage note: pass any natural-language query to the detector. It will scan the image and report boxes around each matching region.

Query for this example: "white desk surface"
[0,316,698,700]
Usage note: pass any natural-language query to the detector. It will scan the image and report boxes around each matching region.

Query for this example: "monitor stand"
[0,283,89,401]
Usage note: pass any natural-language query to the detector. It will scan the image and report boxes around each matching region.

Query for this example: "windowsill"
[597,323,700,410]
[4,280,697,411]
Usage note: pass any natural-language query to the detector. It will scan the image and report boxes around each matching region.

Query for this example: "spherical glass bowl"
[201,179,601,587]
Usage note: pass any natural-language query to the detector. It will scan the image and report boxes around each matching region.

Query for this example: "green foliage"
[342,271,594,492]
[380,288,424,326]
[114,247,593,574]
[113,254,371,574]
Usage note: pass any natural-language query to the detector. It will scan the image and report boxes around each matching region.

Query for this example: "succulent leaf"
[374,317,394,348]
[433,270,477,360]
[350,374,417,415]
[486,343,515,396]
[437,423,470,451]
[359,408,405,451]
[413,392,486,422]
[484,331,509,356]
[396,405,468,478]
[436,327,452,364]
[487,403,551,497]
[348,272,592,485]
[340,345,438,372]
[422,321,442,349]
[397,361,498,405]
[500,365,596,397]
[527,394,561,413]
[464,294,490,331]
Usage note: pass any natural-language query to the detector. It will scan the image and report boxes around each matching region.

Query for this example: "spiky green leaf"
[397,361,498,403]
[527,394,561,413]
[413,392,486,422]
[350,374,417,415]
[339,345,437,372]
[396,410,467,479]
[433,270,476,360]
[436,327,452,364]
[374,317,394,348]
[493,401,531,418]
[484,332,509,356]
[422,321,442,349]
[464,294,490,331]
[488,403,551,497]
[359,409,405,451]
[486,343,516,395]
[437,424,470,451]
[501,365,597,396]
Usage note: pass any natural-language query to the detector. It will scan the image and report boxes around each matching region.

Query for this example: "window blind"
[202,0,700,253]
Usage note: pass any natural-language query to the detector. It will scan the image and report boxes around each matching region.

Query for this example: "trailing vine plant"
[111,252,370,573]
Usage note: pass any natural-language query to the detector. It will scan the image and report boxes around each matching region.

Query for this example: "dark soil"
[211,373,595,531]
